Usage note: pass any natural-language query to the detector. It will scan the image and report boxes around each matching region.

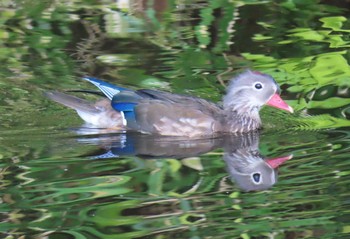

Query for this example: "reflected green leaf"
[320,16,348,31]
[309,97,350,109]
[1,1,350,238]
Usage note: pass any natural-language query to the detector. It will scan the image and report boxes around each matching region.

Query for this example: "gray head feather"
[223,70,278,113]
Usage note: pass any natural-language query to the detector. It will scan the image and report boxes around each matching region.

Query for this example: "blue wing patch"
[123,111,138,129]
[82,77,144,129]
[111,102,137,128]
[82,76,130,100]
[111,93,141,129]
[112,102,137,112]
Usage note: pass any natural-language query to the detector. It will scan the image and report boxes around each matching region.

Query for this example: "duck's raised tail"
[44,91,100,114]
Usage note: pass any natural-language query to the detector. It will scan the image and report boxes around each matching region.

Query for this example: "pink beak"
[266,93,294,113]
[266,154,293,169]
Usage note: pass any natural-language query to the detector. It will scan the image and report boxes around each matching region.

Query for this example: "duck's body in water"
[45,70,293,137]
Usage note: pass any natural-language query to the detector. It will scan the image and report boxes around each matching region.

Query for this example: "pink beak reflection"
[266,154,293,169]
[266,93,294,113]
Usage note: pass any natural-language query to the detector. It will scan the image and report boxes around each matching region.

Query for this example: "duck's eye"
[252,173,261,183]
[255,83,263,90]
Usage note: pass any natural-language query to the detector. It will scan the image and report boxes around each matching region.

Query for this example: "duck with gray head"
[45,70,293,137]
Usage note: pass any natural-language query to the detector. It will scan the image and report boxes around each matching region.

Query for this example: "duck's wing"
[82,77,220,113]
[82,77,223,136]
[133,100,222,137]
[82,76,130,100]
[109,89,223,135]
[137,89,222,113]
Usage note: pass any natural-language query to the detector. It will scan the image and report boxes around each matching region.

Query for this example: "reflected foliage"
[0,0,350,238]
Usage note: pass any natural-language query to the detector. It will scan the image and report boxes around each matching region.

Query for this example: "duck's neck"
[223,105,262,133]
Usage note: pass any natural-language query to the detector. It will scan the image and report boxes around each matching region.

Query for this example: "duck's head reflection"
[77,130,292,192]
[223,133,292,191]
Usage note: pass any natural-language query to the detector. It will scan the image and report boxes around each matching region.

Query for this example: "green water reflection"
[0,0,350,238]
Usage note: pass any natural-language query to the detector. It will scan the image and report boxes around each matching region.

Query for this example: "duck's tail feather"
[44,91,100,114]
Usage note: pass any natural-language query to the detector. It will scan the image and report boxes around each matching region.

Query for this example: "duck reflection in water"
[77,130,292,192]
[222,133,292,191]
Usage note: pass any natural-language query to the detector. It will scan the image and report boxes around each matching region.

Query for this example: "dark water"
[1,0,350,238]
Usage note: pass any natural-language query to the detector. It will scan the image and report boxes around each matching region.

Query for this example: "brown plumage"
[45,70,293,137]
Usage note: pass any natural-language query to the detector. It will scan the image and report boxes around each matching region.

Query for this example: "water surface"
[1,0,350,238]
